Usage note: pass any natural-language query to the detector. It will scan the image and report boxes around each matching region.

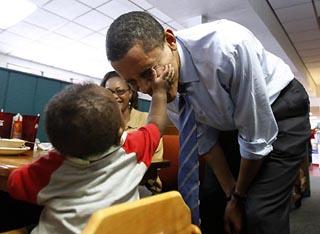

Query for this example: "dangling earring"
[129,101,131,109]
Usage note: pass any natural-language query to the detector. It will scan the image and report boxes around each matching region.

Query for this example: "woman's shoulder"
[127,108,149,130]
[131,108,148,119]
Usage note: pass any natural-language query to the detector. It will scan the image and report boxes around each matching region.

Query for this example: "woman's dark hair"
[106,11,165,62]
[45,83,122,159]
[100,71,139,110]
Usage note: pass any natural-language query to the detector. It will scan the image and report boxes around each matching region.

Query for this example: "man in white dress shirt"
[106,11,310,234]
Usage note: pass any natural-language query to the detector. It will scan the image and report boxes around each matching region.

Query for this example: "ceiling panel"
[77,0,110,8]
[43,0,91,20]
[166,21,184,30]
[74,10,113,31]
[268,0,310,9]
[10,42,55,62]
[80,33,105,49]
[289,30,320,42]
[148,8,172,23]
[130,0,153,10]
[294,39,320,50]
[0,31,31,47]
[303,56,320,63]
[275,2,314,23]
[147,0,248,23]
[23,9,68,30]
[309,67,320,82]
[0,0,186,80]
[97,0,142,19]
[62,42,98,60]
[284,18,318,33]
[54,22,93,40]
[36,32,74,48]
[6,21,48,40]
[306,62,320,68]
[99,26,109,36]
[0,42,14,54]
[268,0,320,87]
[29,0,51,7]
[299,48,320,57]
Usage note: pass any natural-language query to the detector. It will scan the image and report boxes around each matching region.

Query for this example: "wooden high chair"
[83,191,201,234]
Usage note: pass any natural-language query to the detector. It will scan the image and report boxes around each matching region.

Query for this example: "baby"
[7,65,173,233]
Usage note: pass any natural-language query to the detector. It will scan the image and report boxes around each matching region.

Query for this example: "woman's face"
[105,76,132,113]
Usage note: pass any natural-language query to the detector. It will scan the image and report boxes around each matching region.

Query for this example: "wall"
[0,53,100,84]
[0,67,151,142]
[0,67,71,141]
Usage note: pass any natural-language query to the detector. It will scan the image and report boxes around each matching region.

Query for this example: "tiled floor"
[290,176,320,234]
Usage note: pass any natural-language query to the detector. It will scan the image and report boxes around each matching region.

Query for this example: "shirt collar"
[66,132,127,166]
[176,37,199,84]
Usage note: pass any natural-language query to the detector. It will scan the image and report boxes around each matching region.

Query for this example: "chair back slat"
[83,191,201,234]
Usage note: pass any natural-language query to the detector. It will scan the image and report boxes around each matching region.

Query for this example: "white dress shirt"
[167,19,294,160]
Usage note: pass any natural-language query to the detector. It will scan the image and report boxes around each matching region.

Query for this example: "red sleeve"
[7,150,64,204]
[122,123,161,167]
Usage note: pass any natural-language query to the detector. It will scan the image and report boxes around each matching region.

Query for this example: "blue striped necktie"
[178,91,200,226]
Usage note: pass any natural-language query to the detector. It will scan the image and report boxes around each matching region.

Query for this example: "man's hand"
[224,196,246,234]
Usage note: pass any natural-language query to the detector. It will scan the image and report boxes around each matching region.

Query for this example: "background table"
[0,150,170,191]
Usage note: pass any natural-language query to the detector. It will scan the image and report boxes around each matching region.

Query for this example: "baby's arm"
[7,151,64,203]
[147,64,173,135]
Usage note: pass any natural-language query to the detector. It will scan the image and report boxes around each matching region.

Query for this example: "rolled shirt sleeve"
[230,40,278,159]
[238,136,275,160]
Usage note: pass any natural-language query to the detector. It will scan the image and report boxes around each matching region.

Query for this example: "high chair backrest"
[83,191,201,234]
[159,134,206,192]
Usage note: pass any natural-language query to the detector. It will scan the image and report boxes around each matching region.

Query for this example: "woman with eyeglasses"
[100,71,164,195]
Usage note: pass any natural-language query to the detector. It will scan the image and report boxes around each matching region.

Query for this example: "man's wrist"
[225,184,235,202]
[226,185,247,203]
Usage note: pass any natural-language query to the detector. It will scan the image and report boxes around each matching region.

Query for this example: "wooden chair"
[0,228,27,234]
[159,134,206,192]
[83,191,201,234]
[159,134,180,191]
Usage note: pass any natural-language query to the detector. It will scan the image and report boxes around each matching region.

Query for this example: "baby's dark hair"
[106,11,164,62]
[45,83,122,159]
[100,71,139,110]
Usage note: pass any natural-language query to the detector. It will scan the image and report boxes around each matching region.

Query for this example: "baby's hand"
[152,64,175,91]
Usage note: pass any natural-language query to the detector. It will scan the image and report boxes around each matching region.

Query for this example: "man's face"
[111,35,180,102]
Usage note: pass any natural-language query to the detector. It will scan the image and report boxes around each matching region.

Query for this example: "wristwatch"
[226,185,247,203]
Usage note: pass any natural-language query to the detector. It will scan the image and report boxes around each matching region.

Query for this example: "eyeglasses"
[107,88,130,96]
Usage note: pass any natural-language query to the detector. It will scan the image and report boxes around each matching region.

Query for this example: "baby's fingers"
[162,64,175,85]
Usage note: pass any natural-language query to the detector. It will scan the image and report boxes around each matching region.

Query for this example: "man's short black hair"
[45,83,122,159]
[106,11,165,61]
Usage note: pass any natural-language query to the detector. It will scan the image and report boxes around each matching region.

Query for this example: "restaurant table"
[0,150,170,192]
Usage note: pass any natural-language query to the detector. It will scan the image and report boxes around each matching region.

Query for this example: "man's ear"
[165,29,177,51]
